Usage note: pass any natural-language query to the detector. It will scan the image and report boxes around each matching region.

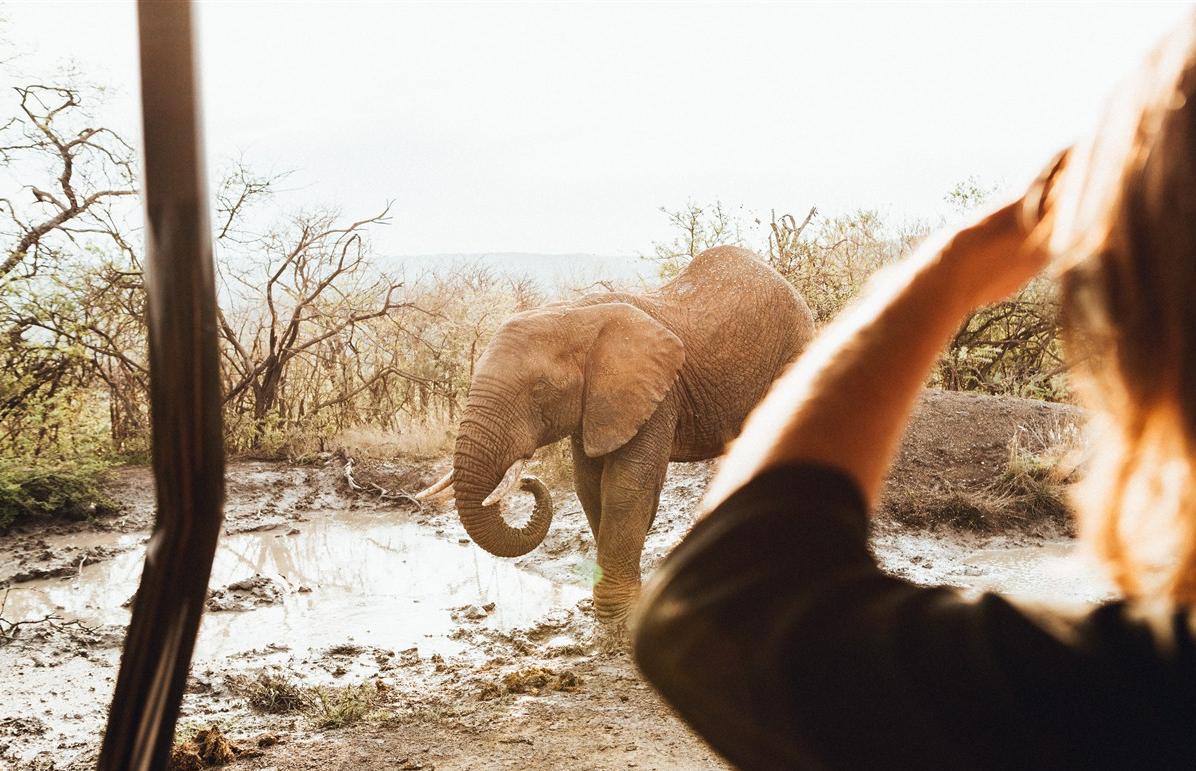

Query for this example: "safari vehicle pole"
[98,2,226,769]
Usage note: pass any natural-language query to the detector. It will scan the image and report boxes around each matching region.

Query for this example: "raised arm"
[633,168,1063,771]
[702,195,1052,512]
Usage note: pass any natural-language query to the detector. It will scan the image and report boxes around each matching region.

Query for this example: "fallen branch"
[340,455,423,507]
[342,456,365,492]
[0,608,101,647]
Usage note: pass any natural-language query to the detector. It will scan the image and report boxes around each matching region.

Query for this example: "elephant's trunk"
[453,412,554,558]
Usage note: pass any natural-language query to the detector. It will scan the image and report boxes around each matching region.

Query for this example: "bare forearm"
[704,233,982,511]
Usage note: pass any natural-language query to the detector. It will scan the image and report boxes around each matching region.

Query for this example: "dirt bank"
[0,390,1107,770]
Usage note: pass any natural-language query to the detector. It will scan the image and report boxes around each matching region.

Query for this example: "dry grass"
[308,683,383,729]
[168,724,240,770]
[885,420,1084,535]
[886,487,1021,532]
[331,419,455,461]
[233,669,387,730]
[886,479,1072,535]
[242,671,310,714]
[529,438,574,488]
[1004,419,1085,485]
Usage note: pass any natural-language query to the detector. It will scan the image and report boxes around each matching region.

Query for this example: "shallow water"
[6,524,1117,663]
[2,511,595,767]
[3,510,590,661]
[959,541,1116,604]
[874,532,1117,605]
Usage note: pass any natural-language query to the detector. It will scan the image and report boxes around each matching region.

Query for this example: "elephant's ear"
[581,303,684,457]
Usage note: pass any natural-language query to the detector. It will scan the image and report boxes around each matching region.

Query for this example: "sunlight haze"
[3,1,1192,257]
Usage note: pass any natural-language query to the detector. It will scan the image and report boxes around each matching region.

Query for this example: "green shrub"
[0,461,117,531]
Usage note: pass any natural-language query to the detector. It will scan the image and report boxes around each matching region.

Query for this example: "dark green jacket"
[634,464,1196,770]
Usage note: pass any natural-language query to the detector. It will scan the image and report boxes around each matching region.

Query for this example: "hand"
[940,149,1067,309]
[941,201,1047,309]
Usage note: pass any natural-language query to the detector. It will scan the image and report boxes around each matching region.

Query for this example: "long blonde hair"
[1051,13,1196,601]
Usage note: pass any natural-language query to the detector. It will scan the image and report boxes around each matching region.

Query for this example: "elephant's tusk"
[413,470,454,501]
[482,459,526,507]
[424,483,455,502]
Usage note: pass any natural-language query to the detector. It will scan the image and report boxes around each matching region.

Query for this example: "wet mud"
[0,392,1110,770]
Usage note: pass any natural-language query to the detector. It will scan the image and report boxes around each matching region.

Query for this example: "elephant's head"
[417,301,684,558]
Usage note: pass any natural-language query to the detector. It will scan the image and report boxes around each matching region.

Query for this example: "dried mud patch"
[880,389,1084,534]
[481,666,583,698]
[5,543,125,585]
[220,615,725,770]
[206,575,287,613]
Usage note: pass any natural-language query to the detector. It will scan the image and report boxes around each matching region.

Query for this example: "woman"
[633,16,1196,771]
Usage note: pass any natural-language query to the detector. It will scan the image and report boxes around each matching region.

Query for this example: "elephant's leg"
[593,404,676,624]
[570,433,603,539]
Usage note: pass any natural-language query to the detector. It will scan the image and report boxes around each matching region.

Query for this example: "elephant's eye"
[531,378,557,404]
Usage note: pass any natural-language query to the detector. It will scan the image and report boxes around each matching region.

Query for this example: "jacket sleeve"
[631,463,1196,771]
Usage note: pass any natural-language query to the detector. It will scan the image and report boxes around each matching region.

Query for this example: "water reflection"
[960,542,1116,604]
[3,512,589,660]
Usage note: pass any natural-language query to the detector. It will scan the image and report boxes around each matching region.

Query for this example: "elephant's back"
[657,247,815,458]
[660,246,814,353]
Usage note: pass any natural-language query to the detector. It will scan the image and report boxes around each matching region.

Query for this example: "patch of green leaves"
[0,461,117,531]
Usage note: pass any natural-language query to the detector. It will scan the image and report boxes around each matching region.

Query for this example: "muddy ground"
[0,390,1112,770]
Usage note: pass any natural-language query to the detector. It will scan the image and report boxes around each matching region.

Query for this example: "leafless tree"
[650,200,745,278]
[213,181,435,448]
[0,84,136,284]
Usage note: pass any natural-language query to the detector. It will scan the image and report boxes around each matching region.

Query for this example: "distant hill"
[383,252,658,290]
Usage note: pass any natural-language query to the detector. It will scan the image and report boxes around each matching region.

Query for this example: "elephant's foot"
[592,578,640,628]
[593,619,632,655]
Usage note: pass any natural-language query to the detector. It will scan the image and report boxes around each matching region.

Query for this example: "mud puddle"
[875,531,1117,605]
[4,511,590,661]
[2,511,592,768]
[0,448,1119,769]
[958,541,1116,603]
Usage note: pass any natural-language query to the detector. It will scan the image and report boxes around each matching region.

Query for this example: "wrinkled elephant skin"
[437,246,816,623]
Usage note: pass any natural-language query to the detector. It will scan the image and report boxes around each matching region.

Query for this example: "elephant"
[416,246,816,623]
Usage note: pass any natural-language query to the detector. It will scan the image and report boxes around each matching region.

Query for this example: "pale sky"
[3,1,1193,256]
